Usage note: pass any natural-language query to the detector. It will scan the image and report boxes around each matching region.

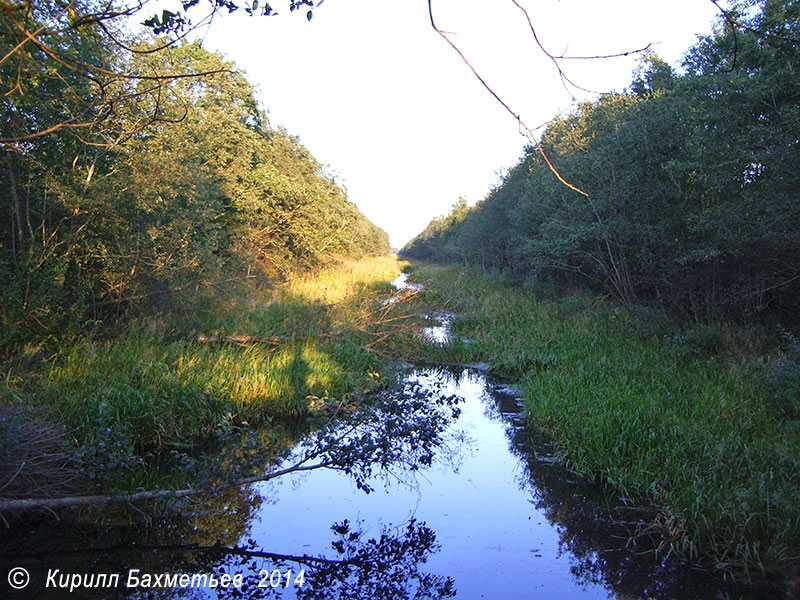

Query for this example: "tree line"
[1,4,389,356]
[403,0,799,324]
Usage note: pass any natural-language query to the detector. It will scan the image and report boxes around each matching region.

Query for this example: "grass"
[6,254,797,579]
[1,255,405,494]
[407,262,800,578]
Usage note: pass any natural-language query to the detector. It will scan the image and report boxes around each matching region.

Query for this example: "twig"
[427,0,590,198]
[196,314,422,346]
[196,334,283,346]
[0,458,332,513]
[0,461,26,494]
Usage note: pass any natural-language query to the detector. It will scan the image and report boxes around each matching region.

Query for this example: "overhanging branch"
[427,0,590,198]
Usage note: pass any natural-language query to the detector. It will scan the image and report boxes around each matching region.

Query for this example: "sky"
[192,1,724,248]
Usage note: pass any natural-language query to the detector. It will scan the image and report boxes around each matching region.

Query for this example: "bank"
[0,256,412,505]
[405,261,800,583]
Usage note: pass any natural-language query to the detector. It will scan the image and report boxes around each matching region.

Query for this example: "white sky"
[193,1,723,248]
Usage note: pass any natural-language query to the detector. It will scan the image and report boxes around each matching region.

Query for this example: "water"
[390,272,423,293]
[0,279,777,599]
[236,365,769,600]
[256,368,605,599]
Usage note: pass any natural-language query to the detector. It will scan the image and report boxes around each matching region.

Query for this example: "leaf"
[307,9,313,20]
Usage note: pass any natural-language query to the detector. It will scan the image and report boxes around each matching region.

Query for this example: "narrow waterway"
[243,364,770,600]
[253,365,653,600]
[0,277,774,599]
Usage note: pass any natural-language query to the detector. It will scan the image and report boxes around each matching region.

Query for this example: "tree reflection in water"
[180,518,455,599]
[0,379,462,600]
[483,378,778,600]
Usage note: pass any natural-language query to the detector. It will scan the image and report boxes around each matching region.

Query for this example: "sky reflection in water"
[256,368,611,600]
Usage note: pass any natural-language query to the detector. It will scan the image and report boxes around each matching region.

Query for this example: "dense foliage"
[1,26,389,354]
[403,0,799,323]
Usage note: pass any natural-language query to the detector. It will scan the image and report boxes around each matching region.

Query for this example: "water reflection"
[0,381,461,600]
[421,313,454,345]
[1,367,777,599]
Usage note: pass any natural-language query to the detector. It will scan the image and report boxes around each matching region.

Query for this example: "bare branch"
[509,0,606,96]
[0,456,332,513]
[0,117,101,143]
[708,0,800,45]
[427,0,589,197]
[555,43,655,60]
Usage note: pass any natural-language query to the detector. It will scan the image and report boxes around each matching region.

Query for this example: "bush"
[73,403,145,491]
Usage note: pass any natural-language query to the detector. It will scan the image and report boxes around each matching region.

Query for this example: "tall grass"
[410,262,800,577]
[285,255,400,304]
[3,257,402,459]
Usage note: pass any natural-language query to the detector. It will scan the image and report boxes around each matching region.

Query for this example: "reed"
[0,257,405,496]
[410,262,800,578]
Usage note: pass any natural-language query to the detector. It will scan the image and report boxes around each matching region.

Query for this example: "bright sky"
[195,1,723,248]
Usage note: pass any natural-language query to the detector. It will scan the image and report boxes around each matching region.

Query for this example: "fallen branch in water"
[0,457,331,513]
[195,314,422,346]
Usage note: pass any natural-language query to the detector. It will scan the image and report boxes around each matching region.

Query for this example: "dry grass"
[0,404,83,503]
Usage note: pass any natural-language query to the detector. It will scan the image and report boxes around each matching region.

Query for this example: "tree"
[0,1,322,146]
[0,35,389,354]
[406,0,800,322]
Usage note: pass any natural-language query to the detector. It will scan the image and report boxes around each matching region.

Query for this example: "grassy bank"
[407,262,800,578]
[1,256,406,497]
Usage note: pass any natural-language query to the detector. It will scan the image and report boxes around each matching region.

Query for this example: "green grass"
[1,256,404,493]
[35,335,358,445]
[408,262,800,577]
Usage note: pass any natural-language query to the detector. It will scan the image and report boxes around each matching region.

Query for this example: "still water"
[256,366,636,599]
[246,365,770,600]
[0,277,774,599]
[2,363,770,599]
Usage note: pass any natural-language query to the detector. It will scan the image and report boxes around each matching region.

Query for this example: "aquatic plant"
[406,262,800,578]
